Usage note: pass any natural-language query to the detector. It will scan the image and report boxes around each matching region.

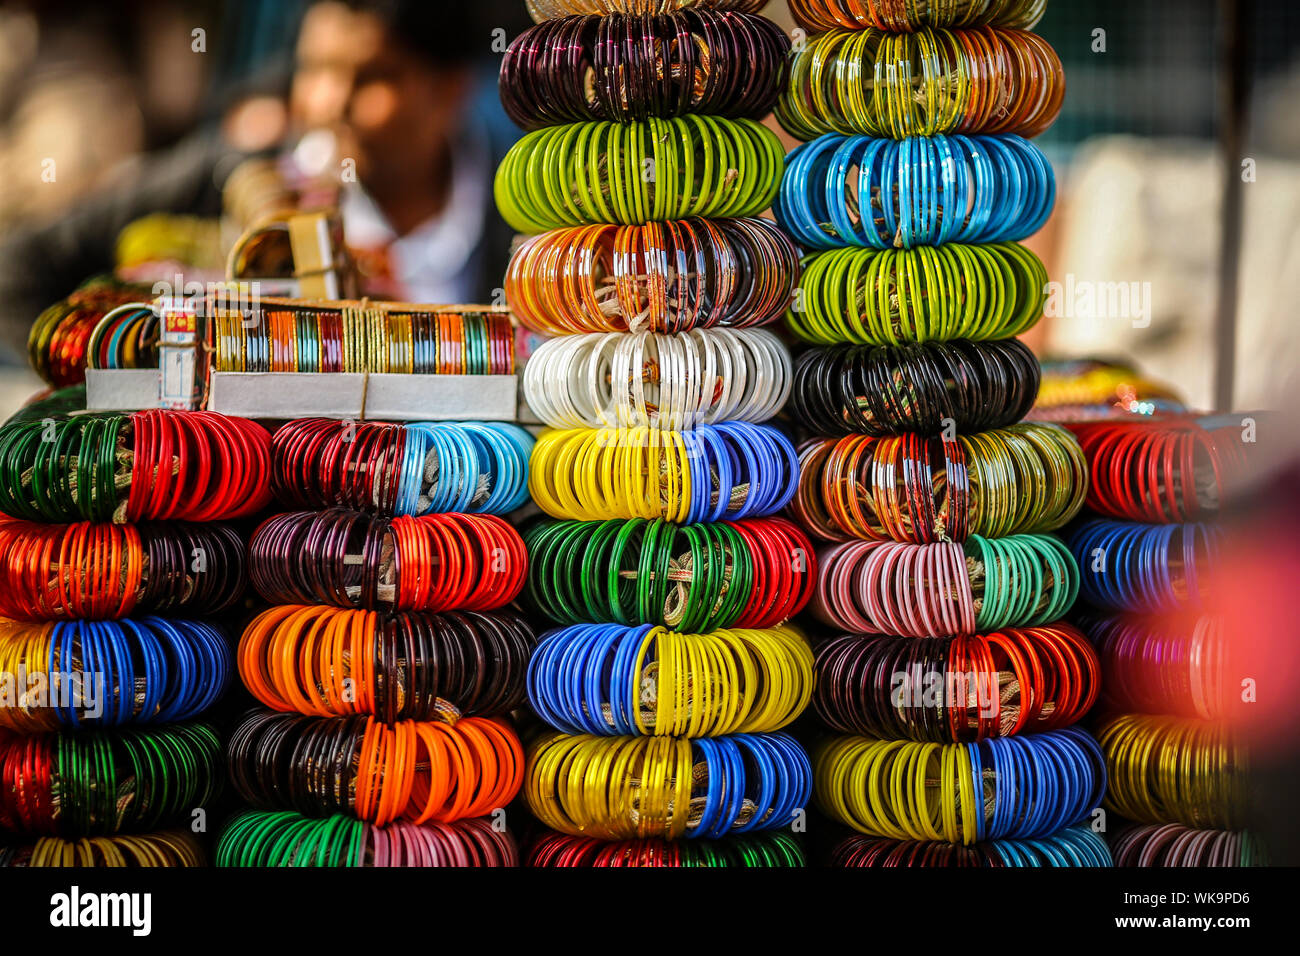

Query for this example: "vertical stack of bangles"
[0,394,272,867]
[774,0,1113,867]
[214,417,537,867]
[498,0,817,867]
[1064,417,1261,866]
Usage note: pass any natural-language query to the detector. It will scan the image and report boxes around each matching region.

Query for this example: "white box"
[85,369,161,411]
[207,372,517,421]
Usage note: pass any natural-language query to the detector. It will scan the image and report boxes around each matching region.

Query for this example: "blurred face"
[291,2,470,187]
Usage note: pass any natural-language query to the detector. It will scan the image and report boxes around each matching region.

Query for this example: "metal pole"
[1214,0,1250,412]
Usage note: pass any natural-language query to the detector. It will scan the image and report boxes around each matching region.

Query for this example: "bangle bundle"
[525,731,812,840]
[811,624,1099,742]
[269,419,533,516]
[214,306,514,375]
[790,339,1040,436]
[2,830,205,867]
[28,280,154,387]
[0,410,272,524]
[786,242,1048,345]
[0,519,246,620]
[1070,419,1247,523]
[524,329,792,431]
[523,517,815,630]
[1110,823,1265,868]
[778,133,1054,250]
[775,27,1065,141]
[501,11,789,128]
[815,726,1106,844]
[1082,612,1226,720]
[248,510,525,612]
[528,831,804,866]
[494,116,784,232]
[507,219,799,336]
[789,0,1046,31]
[812,535,1078,636]
[526,1,771,21]
[830,825,1110,867]
[793,424,1088,543]
[530,423,799,523]
[237,605,534,721]
[1096,714,1244,830]
[216,811,519,867]
[1066,519,1219,613]
[0,617,232,731]
[226,711,524,827]
[83,304,160,371]
[0,723,221,837]
[527,623,814,736]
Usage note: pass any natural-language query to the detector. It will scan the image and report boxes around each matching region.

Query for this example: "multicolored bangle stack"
[0,394,267,867]
[772,1,1107,866]
[1065,417,1261,865]
[499,0,812,866]
[215,416,537,867]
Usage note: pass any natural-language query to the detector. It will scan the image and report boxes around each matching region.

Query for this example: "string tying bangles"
[812,534,1078,636]
[494,116,785,232]
[790,339,1041,437]
[814,726,1106,845]
[792,423,1088,543]
[785,243,1048,346]
[501,10,790,127]
[811,625,1100,742]
[777,133,1054,250]
[506,219,799,336]
[238,606,535,721]
[527,622,814,736]
[775,27,1065,141]
[248,510,526,612]
[830,825,1111,867]
[227,711,524,827]
[523,517,815,631]
[525,731,811,840]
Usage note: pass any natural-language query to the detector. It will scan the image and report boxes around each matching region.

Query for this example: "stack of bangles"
[523,328,793,430]
[529,422,799,522]
[83,303,160,372]
[238,605,535,721]
[248,510,525,612]
[1110,824,1265,867]
[1080,611,1228,720]
[0,724,222,836]
[28,279,153,387]
[777,133,1054,250]
[500,10,789,127]
[527,623,814,736]
[215,812,519,867]
[525,732,812,840]
[814,726,1106,844]
[788,0,1046,31]
[506,219,799,335]
[226,711,524,827]
[812,534,1078,636]
[2,831,206,867]
[790,339,1041,436]
[775,26,1064,140]
[0,519,247,620]
[1066,519,1219,613]
[269,419,532,515]
[830,826,1111,867]
[0,617,232,731]
[0,409,272,523]
[494,116,785,232]
[1096,714,1245,830]
[523,517,814,630]
[1069,419,1247,523]
[813,624,1099,741]
[785,242,1048,345]
[528,831,805,867]
[793,423,1088,542]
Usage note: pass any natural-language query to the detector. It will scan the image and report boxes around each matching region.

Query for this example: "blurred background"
[0,0,1296,420]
